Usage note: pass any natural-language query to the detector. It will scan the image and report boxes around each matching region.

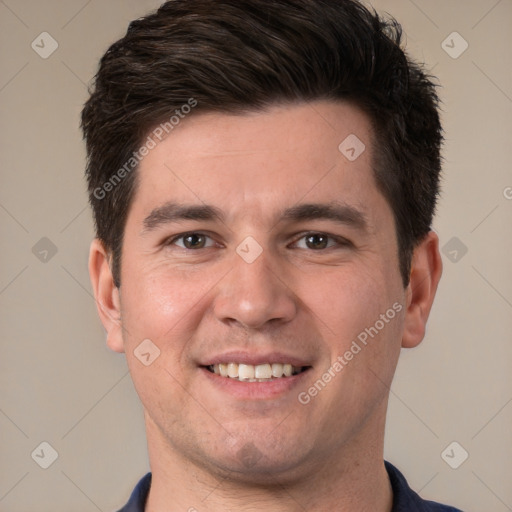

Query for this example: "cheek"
[333,274,405,391]
[304,264,405,397]
[300,266,396,345]
[120,258,218,343]
[119,264,209,414]
[296,270,404,446]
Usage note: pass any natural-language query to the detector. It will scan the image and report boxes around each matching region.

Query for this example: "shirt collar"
[117,462,462,511]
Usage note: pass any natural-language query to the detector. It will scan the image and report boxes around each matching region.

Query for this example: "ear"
[402,230,443,349]
[88,238,124,353]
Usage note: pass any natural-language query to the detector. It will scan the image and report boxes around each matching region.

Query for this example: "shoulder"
[385,461,465,512]
[116,472,152,512]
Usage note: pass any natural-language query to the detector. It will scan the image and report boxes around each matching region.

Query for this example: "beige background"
[1,0,511,511]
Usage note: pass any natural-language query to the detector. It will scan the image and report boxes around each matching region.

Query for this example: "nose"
[213,246,297,330]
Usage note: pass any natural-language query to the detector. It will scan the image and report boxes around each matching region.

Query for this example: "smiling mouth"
[206,363,309,382]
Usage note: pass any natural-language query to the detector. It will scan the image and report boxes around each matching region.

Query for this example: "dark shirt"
[117,461,464,511]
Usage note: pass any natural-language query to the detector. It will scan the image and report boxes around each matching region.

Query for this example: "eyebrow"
[141,201,368,234]
[279,202,368,232]
[142,202,225,233]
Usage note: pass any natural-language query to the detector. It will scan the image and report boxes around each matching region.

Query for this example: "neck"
[144,414,393,512]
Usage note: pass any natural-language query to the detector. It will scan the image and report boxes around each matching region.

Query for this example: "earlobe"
[401,231,443,349]
[88,239,125,353]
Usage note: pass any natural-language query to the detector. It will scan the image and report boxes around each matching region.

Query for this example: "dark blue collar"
[117,461,463,511]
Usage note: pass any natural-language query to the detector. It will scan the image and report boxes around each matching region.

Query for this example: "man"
[82,0,462,510]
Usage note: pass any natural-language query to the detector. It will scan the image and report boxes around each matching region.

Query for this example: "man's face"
[113,101,408,480]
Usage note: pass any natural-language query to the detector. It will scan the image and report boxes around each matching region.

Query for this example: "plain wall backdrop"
[1,0,511,511]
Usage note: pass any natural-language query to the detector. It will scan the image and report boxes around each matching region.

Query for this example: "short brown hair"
[81,0,443,287]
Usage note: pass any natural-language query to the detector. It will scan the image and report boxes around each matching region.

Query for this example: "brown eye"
[182,233,206,249]
[305,233,329,249]
[170,232,214,249]
[293,232,349,251]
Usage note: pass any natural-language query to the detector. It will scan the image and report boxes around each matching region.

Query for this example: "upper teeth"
[209,363,302,381]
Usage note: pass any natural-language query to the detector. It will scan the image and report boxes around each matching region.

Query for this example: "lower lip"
[199,367,311,400]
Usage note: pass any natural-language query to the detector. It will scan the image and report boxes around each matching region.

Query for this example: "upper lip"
[200,351,313,367]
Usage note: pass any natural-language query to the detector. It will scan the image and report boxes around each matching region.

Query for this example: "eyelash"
[164,231,351,250]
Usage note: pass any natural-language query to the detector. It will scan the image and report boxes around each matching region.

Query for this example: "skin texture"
[89,101,442,511]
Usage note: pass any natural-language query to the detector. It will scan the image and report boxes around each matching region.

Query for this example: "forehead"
[146,100,373,168]
[129,100,390,229]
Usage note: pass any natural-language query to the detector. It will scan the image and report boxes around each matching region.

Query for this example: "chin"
[198,438,313,485]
